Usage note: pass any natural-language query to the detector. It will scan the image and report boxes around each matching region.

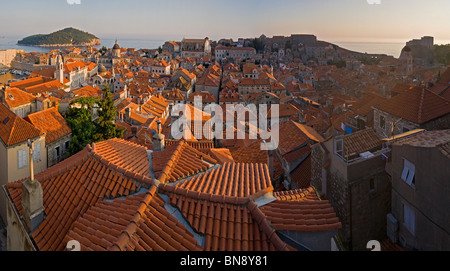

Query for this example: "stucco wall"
[391,145,450,250]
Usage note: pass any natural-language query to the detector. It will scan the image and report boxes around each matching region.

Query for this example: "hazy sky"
[1,0,449,43]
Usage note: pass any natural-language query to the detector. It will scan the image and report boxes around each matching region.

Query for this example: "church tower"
[113,40,121,58]
[400,46,413,76]
[56,55,64,84]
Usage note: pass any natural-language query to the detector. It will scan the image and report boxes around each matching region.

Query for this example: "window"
[369,178,376,192]
[401,159,416,187]
[55,146,61,160]
[33,142,41,162]
[379,115,386,129]
[334,137,344,157]
[18,148,27,169]
[403,203,415,235]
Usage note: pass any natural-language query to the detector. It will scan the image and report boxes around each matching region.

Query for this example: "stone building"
[214,46,256,63]
[373,86,450,139]
[385,130,450,250]
[24,107,72,168]
[180,38,211,59]
[311,128,392,250]
[0,103,46,223]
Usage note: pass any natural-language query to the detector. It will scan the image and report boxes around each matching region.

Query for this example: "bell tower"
[56,55,64,84]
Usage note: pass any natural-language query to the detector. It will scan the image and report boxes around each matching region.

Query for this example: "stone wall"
[0,49,24,67]
[328,168,351,247]
[4,191,34,251]
[47,134,72,168]
[310,143,325,192]
[349,171,391,251]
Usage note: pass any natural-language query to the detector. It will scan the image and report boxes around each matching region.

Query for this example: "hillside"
[17,27,100,47]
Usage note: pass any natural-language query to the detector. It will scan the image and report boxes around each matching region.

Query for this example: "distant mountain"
[17,27,100,47]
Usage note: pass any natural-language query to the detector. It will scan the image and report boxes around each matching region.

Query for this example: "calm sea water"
[332,41,405,58]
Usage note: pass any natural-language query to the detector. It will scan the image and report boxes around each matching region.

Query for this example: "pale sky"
[1,0,450,44]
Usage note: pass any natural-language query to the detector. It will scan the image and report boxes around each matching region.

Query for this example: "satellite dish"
[150,129,157,135]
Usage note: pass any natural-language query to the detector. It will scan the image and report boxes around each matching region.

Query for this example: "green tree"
[65,104,96,156]
[64,89,124,156]
[94,86,124,141]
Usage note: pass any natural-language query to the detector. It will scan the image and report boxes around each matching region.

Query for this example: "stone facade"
[390,142,450,250]
[374,109,450,139]
[321,138,392,250]
[0,49,24,67]
[47,134,72,168]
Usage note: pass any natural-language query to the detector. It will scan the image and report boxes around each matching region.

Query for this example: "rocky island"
[17,27,100,47]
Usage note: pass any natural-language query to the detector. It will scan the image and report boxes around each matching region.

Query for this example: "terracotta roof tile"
[290,154,312,189]
[375,87,450,124]
[169,162,272,199]
[0,103,43,146]
[262,188,342,232]
[343,128,382,157]
[3,87,36,108]
[152,140,217,183]
[24,107,71,145]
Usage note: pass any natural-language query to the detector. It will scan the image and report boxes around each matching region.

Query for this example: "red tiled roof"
[375,87,450,124]
[30,67,56,79]
[73,85,103,98]
[290,154,312,189]
[200,148,235,164]
[262,187,342,232]
[9,77,45,90]
[350,92,387,116]
[25,80,64,96]
[231,140,268,164]
[173,162,273,198]
[278,120,322,156]
[159,184,291,251]
[3,87,36,108]
[65,186,203,251]
[5,143,153,251]
[24,107,71,145]
[392,129,450,156]
[92,138,151,178]
[0,103,43,146]
[152,140,217,183]
[5,138,342,251]
[344,128,382,157]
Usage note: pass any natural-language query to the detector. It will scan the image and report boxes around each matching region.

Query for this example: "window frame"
[17,148,28,169]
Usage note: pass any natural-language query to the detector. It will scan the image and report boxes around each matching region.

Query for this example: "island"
[17,27,101,47]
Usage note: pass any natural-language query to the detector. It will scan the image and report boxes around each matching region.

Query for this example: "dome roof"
[113,40,120,50]
[98,64,107,73]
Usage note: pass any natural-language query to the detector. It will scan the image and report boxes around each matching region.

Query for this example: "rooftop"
[0,102,43,146]
[4,138,341,251]
[374,87,450,124]
[24,107,72,145]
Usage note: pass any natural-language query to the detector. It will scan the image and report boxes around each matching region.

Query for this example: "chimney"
[153,120,165,152]
[125,107,131,122]
[21,139,45,233]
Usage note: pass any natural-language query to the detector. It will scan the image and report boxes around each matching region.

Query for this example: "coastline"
[16,39,101,48]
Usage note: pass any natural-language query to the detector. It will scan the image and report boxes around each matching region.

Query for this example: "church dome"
[98,64,107,73]
[113,40,120,50]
